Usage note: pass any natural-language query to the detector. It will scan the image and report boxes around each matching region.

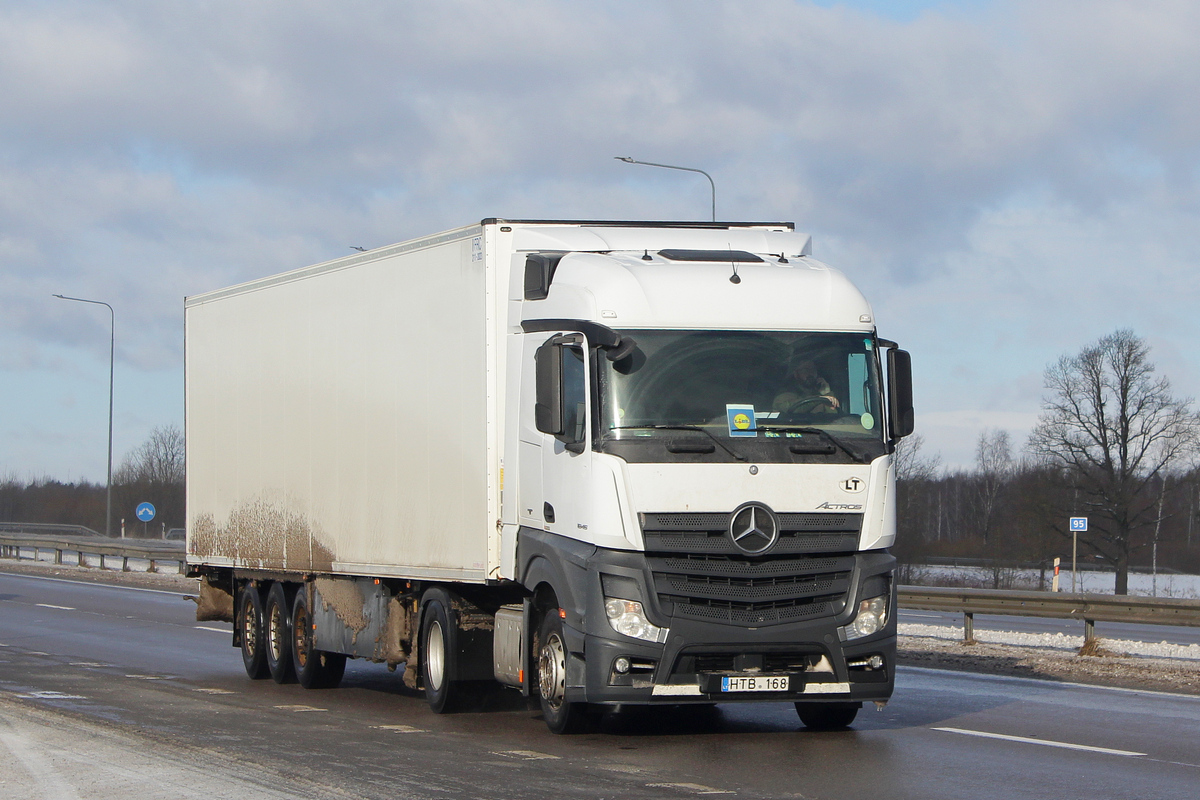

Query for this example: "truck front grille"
[642,512,860,555]
[642,512,859,627]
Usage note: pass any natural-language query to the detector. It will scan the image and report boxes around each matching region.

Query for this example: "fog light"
[614,656,631,674]
[848,654,885,670]
[840,594,889,641]
[604,597,668,643]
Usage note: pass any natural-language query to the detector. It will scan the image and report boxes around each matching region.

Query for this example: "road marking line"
[18,690,87,700]
[373,724,425,733]
[193,687,236,695]
[646,782,734,795]
[275,704,327,712]
[1,571,189,596]
[125,674,177,680]
[933,727,1146,757]
[194,625,230,633]
[69,662,110,667]
[601,765,649,775]
[35,603,75,611]
[491,750,561,760]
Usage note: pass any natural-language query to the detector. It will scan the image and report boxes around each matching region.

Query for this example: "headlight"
[840,595,888,641]
[604,597,669,643]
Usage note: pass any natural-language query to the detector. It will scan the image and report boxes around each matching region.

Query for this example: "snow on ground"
[904,566,1200,598]
[899,622,1200,661]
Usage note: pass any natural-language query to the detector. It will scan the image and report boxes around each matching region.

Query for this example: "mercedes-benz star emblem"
[729,503,780,555]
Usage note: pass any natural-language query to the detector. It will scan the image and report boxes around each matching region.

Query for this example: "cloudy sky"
[4,0,1200,484]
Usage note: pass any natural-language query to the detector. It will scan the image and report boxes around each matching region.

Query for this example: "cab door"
[522,332,592,537]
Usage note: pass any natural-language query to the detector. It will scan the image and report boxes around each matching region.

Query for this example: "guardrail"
[0,532,185,574]
[900,585,1200,643]
[0,521,103,537]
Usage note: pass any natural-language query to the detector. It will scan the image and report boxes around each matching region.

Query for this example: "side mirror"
[534,340,563,435]
[887,348,915,438]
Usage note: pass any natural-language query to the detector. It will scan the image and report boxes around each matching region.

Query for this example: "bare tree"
[893,434,942,561]
[975,429,1013,544]
[894,434,941,483]
[114,425,185,534]
[1028,330,1200,594]
[115,425,185,485]
[974,429,1014,587]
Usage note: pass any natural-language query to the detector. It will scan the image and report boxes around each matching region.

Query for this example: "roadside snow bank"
[899,622,1200,661]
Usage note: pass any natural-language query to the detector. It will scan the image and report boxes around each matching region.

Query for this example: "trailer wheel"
[420,589,468,713]
[237,583,269,680]
[795,702,859,730]
[291,588,346,689]
[265,582,296,684]
[536,610,594,734]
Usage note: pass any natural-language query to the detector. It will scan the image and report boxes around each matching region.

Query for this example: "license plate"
[721,675,790,693]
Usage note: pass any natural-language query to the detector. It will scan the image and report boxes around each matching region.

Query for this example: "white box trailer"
[186,219,914,733]
[187,225,498,582]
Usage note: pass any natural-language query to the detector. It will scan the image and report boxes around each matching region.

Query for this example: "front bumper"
[527,534,896,706]
[576,604,895,705]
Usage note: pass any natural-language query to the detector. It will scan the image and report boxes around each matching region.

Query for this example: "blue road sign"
[1070,517,1088,532]
[136,502,156,523]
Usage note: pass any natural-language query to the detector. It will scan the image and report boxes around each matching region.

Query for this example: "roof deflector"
[524,253,565,300]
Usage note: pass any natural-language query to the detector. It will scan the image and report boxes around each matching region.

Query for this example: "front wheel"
[537,611,595,734]
[795,701,860,730]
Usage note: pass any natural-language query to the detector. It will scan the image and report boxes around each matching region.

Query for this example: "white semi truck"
[185,219,913,733]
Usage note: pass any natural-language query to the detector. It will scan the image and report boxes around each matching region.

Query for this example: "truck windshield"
[597,330,885,463]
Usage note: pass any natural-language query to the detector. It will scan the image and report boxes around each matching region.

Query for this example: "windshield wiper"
[608,425,748,462]
[757,426,868,463]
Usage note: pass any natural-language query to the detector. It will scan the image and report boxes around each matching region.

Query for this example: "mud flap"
[195,576,235,622]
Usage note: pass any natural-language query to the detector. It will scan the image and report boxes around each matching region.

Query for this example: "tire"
[290,587,346,690]
[264,582,296,684]
[795,701,860,730]
[536,610,594,734]
[421,588,469,714]
[238,583,269,680]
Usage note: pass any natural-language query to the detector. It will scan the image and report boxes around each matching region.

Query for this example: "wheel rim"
[293,605,309,669]
[539,632,566,710]
[426,620,445,691]
[241,596,258,656]
[267,601,285,663]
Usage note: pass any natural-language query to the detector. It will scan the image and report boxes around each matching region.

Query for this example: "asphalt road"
[1,569,1198,799]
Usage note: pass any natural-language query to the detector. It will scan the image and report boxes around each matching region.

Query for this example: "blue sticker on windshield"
[864,338,874,350]
[726,404,758,438]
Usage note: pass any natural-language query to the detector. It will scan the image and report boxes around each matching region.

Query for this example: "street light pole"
[53,294,114,538]
[615,157,716,221]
